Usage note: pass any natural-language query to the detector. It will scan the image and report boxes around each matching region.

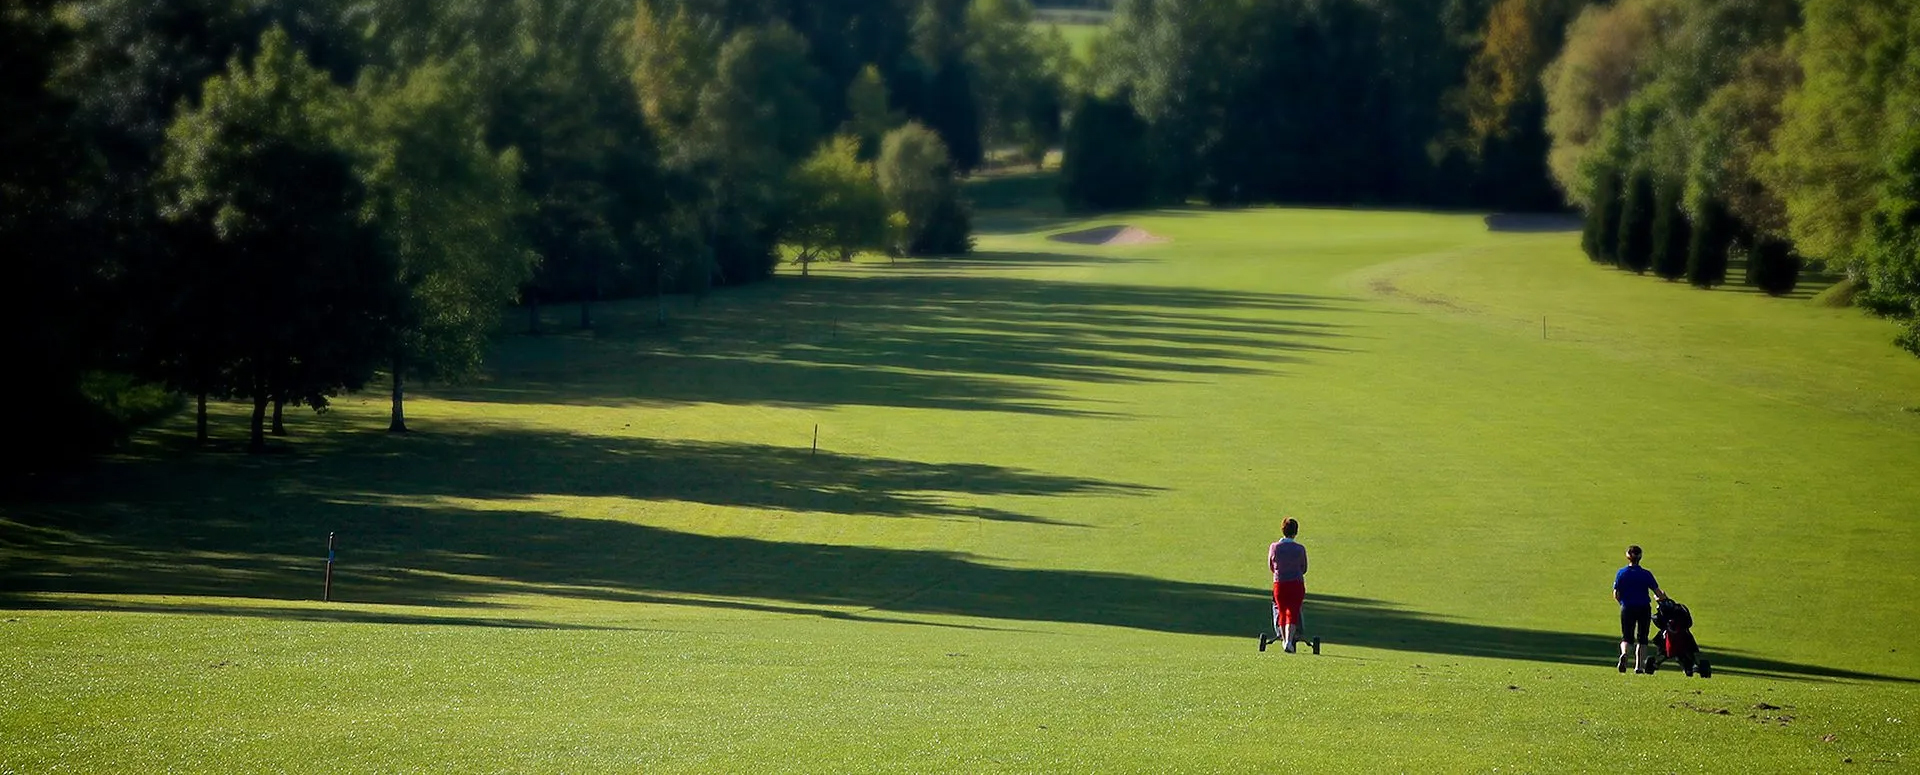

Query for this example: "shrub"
[1747,236,1802,296]
[910,189,976,256]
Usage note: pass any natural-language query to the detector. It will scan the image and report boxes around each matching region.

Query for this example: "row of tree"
[1059,0,1570,212]
[3,0,1072,458]
[1058,0,1920,361]
[1545,0,1920,354]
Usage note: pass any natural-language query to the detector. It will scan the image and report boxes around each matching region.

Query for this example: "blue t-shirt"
[1614,565,1659,608]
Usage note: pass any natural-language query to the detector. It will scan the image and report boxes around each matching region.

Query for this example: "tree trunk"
[249,390,268,454]
[196,390,208,446]
[655,261,667,325]
[388,352,408,433]
[271,395,286,436]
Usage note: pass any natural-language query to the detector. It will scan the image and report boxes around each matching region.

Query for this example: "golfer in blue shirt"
[1614,544,1669,673]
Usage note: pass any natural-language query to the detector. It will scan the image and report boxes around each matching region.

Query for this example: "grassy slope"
[4,206,1918,772]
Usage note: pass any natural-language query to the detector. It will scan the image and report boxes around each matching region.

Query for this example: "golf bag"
[1642,598,1710,677]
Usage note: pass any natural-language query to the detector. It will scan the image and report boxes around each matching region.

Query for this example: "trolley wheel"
[1698,660,1711,678]
[1641,656,1659,674]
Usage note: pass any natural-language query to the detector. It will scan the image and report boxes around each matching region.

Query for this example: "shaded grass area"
[6,435,1900,683]
[4,249,1905,684]
[446,267,1356,415]
[6,207,1919,772]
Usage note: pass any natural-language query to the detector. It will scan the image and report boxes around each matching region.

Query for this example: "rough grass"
[4,208,1918,772]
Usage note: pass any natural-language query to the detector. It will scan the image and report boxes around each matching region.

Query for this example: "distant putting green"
[5,206,1918,771]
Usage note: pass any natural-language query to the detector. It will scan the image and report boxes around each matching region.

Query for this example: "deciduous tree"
[350,56,537,432]
[878,122,972,256]
[1541,0,1660,207]
[785,136,889,275]
[157,27,400,452]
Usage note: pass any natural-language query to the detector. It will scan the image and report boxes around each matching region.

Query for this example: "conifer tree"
[1650,182,1691,280]
[1594,171,1623,265]
[1687,198,1734,288]
[1617,169,1656,274]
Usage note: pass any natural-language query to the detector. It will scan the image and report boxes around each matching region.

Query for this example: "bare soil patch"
[1048,225,1171,246]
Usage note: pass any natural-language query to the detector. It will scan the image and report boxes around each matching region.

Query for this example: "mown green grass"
[4,207,1918,771]
[1042,21,1106,65]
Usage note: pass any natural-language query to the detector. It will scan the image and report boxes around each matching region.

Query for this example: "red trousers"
[1272,580,1305,627]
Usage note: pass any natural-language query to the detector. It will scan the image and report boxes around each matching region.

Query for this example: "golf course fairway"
[4,206,1917,771]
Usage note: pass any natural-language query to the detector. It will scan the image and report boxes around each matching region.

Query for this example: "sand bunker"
[1048,225,1171,246]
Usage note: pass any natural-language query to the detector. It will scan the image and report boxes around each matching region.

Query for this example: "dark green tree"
[157,27,400,452]
[923,57,984,173]
[634,9,827,287]
[1581,202,1604,262]
[1686,197,1734,288]
[1746,236,1801,296]
[913,0,984,173]
[0,0,127,457]
[1059,92,1157,211]
[697,23,829,283]
[1617,169,1656,273]
[877,122,972,256]
[490,1,665,328]
[1090,0,1495,208]
[1650,181,1691,280]
[844,64,902,160]
[1857,117,1920,356]
[1593,170,1623,265]
[350,56,537,432]
[47,0,367,448]
[967,0,1067,168]
[910,189,976,256]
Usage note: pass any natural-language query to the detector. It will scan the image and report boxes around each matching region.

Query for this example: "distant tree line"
[1060,0,1569,213]
[2,0,1076,458]
[1061,0,1920,362]
[1547,0,1920,358]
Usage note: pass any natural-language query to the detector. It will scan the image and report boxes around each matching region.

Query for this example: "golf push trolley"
[1258,601,1320,654]
[1639,598,1710,678]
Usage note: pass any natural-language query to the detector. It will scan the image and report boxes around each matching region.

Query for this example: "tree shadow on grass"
[8,506,1905,683]
[452,270,1364,416]
[1484,213,1581,233]
[0,598,624,631]
[4,431,1909,683]
[895,251,1149,269]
